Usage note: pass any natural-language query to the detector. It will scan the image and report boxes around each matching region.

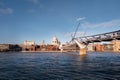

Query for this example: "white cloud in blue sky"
[0,8,13,15]
[26,0,40,4]
[77,17,86,21]
[28,9,36,13]
[81,19,120,28]
[64,19,120,38]
[0,1,13,16]
[65,31,86,37]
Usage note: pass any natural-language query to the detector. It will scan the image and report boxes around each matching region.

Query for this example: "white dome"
[52,36,58,42]
[52,36,60,45]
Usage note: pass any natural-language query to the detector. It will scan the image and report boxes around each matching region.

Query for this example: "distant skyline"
[0,0,120,44]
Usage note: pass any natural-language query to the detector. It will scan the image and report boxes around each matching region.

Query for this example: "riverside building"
[111,40,120,52]
[23,40,36,51]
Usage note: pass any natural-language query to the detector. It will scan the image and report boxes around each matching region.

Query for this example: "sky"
[0,0,120,44]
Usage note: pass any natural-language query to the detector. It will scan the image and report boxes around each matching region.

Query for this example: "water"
[0,52,120,80]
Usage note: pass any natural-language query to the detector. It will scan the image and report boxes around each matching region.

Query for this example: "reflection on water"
[0,52,120,80]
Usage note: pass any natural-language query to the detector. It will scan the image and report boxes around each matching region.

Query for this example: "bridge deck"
[75,30,120,43]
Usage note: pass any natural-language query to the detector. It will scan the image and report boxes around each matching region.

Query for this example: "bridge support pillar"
[60,49,63,53]
[79,48,87,55]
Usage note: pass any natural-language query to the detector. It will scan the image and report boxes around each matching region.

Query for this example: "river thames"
[0,52,120,80]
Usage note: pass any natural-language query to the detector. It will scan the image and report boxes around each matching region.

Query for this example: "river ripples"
[0,52,120,80]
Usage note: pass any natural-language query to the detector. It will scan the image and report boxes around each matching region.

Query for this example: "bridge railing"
[75,30,120,43]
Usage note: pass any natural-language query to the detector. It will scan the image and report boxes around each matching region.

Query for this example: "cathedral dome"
[52,36,60,45]
[52,36,58,42]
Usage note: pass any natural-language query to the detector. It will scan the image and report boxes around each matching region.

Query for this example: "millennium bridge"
[60,30,120,55]
[74,30,120,44]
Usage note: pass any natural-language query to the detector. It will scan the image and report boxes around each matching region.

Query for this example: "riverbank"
[21,50,120,53]
[21,51,68,53]
[0,50,120,53]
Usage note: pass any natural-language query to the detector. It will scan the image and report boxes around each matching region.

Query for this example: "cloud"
[76,17,86,21]
[81,19,120,28]
[28,9,36,13]
[0,8,13,15]
[65,31,87,37]
[27,0,40,4]
[64,18,120,38]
